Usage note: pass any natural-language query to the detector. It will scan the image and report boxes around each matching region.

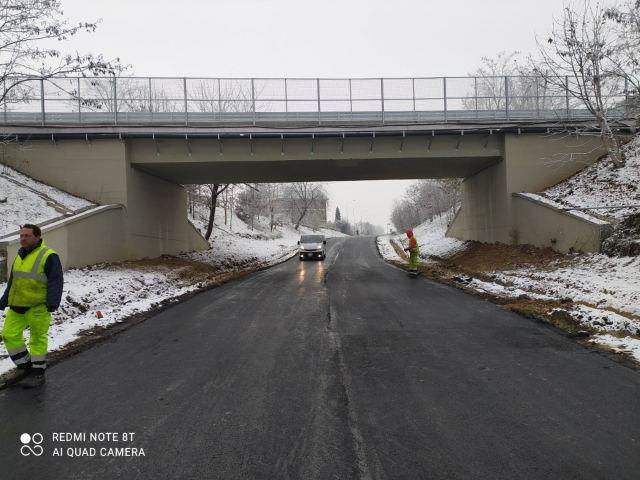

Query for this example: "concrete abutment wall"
[447,133,608,251]
[1,139,208,278]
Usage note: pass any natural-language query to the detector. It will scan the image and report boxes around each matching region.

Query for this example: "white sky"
[55,0,619,228]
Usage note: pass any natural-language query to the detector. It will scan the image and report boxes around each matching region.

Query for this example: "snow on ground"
[187,206,346,270]
[378,141,640,361]
[540,135,640,220]
[1,174,60,233]
[0,165,96,232]
[377,214,469,263]
[517,193,610,224]
[1,165,95,235]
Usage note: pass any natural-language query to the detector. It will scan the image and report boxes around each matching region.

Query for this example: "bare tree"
[0,0,124,106]
[391,179,461,232]
[390,198,422,233]
[465,51,565,113]
[283,182,327,230]
[262,183,284,232]
[76,76,180,113]
[604,0,640,117]
[189,79,255,114]
[235,184,265,231]
[532,1,634,168]
[203,183,231,241]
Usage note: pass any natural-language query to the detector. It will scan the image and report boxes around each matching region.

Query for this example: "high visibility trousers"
[2,305,51,374]
[409,251,418,271]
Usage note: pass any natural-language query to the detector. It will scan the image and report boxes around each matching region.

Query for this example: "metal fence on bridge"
[0,76,629,125]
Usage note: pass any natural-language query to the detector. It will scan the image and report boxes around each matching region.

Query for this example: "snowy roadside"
[377,215,640,364]
[0,208,346,377]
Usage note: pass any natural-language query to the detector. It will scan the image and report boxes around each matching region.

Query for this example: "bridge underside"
[126,134,503,184]
[134,156,502,184]
[0,127,609,272]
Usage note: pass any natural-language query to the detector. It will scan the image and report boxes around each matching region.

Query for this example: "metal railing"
[0,75,627,126]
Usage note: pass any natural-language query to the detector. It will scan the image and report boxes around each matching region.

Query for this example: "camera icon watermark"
[20,433,43,456]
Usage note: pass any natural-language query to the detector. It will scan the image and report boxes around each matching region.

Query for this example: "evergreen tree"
[335,207,341,222]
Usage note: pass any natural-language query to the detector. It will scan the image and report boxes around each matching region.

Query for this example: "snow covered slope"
[1,166,95,236]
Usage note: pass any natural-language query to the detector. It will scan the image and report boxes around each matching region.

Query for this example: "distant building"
[274,197,327,224]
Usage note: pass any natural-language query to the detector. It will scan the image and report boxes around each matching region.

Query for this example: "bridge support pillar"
[447,133,607,247]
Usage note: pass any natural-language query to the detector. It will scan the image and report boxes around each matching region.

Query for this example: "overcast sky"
[57,0,617,229]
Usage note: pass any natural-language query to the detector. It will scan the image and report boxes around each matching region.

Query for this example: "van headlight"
[300,246,305,250]
[317,244,323,249]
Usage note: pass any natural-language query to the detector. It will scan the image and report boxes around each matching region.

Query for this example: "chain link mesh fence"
[0,75,625,124]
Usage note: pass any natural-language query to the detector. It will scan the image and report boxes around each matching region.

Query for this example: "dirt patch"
[441,241,569,273]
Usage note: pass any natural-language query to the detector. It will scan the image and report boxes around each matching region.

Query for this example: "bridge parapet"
[0,75,624,127]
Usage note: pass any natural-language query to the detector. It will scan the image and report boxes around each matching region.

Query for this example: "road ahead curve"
[1,236,639,479]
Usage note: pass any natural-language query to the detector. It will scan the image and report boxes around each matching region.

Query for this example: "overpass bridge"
[1,76,632,272]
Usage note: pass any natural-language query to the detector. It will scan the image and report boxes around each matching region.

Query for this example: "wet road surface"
[1,236,639,479]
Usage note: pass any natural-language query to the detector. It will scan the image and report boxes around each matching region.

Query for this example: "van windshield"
[300,235,323,243]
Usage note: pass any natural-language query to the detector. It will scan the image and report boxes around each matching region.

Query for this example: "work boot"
[22,373,46,389]
[1,366,31,386]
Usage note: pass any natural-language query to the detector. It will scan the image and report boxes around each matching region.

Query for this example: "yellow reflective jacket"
[408,235,419,253]
[8,239,57,307]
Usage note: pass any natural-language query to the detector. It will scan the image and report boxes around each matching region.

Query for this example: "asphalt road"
[1,236,639,479]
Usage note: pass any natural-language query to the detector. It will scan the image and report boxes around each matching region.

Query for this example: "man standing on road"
[403,230,419,276]
[0,224,63,388]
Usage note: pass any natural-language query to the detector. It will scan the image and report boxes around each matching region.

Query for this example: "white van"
[298,234,327,261]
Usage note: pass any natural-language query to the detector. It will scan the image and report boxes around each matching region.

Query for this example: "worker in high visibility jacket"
[0,224,63,388]
[403,230,419,275]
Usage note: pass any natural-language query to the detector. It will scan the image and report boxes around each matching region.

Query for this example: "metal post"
[412,78,416,119]
[381,78,385,124]
[149,77,153,122]
[317,78,321,125]
[217,79,221,121]
[474,77,478,117]
[40,78,45,125]
[184,77,188,125]
[251,78,256,125]
[349,79,353,121]
[443,77,448,122]
[284,78,288,119]
[113,77,118,126]
[77,78,81,122]
[565,75,570,118]
[533,77,540,118]
[505,76,509,121]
